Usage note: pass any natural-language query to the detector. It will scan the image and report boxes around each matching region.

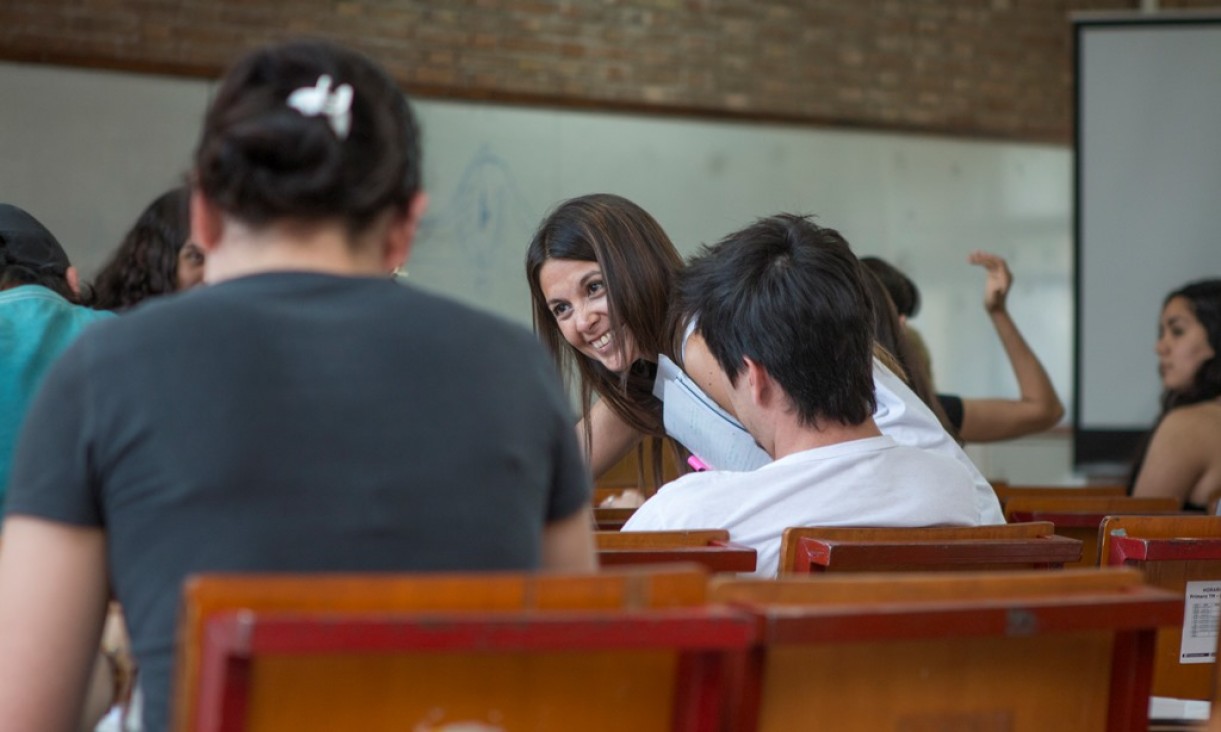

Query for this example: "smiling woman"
[538,258,640,373]
[1131,279,1221,509]
[525,193,684,478]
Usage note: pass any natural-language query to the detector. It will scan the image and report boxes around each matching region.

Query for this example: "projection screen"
[1073,13,1221,471]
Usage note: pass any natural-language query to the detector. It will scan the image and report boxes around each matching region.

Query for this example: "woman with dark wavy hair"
[1131,279,1221,510]
[87,186,205,310]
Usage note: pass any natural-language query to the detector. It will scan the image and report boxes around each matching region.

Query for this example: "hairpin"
[287,75,353,140]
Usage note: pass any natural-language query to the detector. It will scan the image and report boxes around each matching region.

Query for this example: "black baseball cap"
[0,203,71,274]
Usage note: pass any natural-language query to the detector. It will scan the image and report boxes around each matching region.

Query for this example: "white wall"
[0,60,1078,482]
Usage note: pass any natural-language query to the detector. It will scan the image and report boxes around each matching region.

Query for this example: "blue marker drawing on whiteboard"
[417,144,537,279]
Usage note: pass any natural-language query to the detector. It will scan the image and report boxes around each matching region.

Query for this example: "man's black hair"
[678,213,876,427]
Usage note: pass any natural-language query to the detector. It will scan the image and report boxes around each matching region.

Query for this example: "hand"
[968,250,1012,313]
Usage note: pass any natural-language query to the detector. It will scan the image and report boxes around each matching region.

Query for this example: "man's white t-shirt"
[655,353,1005,525]
[621,435,983,577]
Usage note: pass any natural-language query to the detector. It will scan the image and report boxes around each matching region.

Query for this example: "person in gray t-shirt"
[0,39,595,732]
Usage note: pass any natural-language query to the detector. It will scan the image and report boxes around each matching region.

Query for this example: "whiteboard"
[0,60,1072,410]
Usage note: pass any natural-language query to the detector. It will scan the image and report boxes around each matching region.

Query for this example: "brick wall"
[1,0,1218,143]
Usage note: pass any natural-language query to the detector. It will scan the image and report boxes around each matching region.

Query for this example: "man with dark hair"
[0,203,112,507]
[622,214,981,576]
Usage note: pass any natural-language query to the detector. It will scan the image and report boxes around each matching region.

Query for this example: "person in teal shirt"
[0,203,114,507]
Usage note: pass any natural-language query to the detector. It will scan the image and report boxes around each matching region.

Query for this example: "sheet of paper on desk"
[1180,580,1221,664]
[1149,696,1210,722]
[653,355,770,472]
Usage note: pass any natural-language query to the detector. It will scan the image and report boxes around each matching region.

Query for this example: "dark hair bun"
[194,40,421,231]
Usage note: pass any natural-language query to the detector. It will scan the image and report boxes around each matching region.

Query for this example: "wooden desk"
[1005,496,1182,568]
[593,506,637,531]
[712,568,1182,732]
[786,535,1082,573]
[778,522,1078,574]
[174,566,750,732]
[993,484,1127,507]
[597,529,757,573]
[1100,515,1221,701]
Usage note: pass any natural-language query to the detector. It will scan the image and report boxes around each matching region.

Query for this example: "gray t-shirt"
[6,272,590,732]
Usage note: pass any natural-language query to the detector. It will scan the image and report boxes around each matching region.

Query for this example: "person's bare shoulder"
[1154,401,1221,454]
[1165,400,1221,428]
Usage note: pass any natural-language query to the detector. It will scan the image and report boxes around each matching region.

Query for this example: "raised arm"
[581,397,644,479]
[958,251,1065,443]
[0,516,110,731]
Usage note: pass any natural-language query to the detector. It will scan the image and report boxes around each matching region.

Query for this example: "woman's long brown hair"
[526,194,685,484]
[861,267,959,439]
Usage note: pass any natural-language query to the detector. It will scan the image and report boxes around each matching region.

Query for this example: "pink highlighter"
[687,455,710,472]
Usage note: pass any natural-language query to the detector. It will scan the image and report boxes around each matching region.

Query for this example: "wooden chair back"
[172,566,753,732]
[593,506,637,531]
[1004,496,1183,568]
[1099,515,1221,700]
[777,522,1081,574]
[993,483,1127,506]
[597,530,757,573]
[711,568,1181,732]
[596,438,683,494]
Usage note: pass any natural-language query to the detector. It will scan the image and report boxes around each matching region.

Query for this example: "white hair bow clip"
[287,75,354,140]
